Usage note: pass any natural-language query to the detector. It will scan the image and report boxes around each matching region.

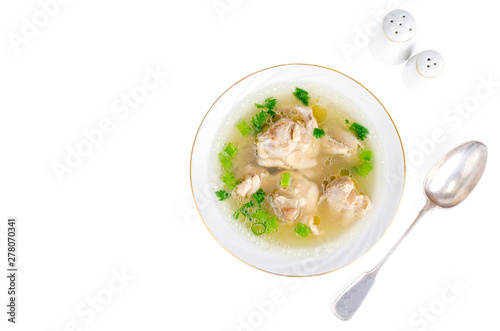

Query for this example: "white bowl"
[190,64,405,276]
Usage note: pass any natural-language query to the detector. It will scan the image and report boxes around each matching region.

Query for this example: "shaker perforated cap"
[416,50,444,78]
[383,10,416,43]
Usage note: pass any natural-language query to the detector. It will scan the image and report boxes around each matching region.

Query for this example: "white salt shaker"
[402,50,444,91]
[369,9,417,65]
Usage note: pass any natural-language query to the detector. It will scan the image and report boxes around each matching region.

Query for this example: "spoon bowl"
[425,141,488,208]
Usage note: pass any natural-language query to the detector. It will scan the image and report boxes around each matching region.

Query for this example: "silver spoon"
[333,141,488,321]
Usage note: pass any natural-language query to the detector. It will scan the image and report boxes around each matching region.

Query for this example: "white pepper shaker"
[402,50,444,91]
[369,9,417,65]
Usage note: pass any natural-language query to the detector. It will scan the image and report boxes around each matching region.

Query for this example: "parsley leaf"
[251,110,268,132]
[256,97,277,118]
[264,97,277,111]
[293,88,310,106]
[313,128,325,139]
[349,122,369,141]
[215,190,231,201]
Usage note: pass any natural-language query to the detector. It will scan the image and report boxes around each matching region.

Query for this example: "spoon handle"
[332,200,435,320]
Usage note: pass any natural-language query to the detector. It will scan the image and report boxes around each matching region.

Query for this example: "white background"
[1,0,499,330]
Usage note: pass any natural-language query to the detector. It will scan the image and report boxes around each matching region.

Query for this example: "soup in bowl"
[191,64,405,276]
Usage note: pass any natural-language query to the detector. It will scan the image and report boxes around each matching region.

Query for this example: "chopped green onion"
[251,110,268,132]
[345,119,349,124]
[357,162,374,177]
[218,152,232,170]
[360,149,373,161]
[236,119,252,136]
[240,207,252,219]
[313,128,325,139]
[215,190,231,201]
[280,172,291,187]
[222,171,238,190]
[243,200,256,208]
[252,209,271,222]
[294,223,312,238]
[293,87,310,106]
[233,200,256,220]
[267,109,276,117]
[224,142,238,158]
[252,188,266,205]
[233,207,249,220]
[349,122,369,141]
[251,222,266,236]
[265,216,279,232]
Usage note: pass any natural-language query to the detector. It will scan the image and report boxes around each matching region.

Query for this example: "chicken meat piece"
[270,172,319,222]
[305,216,320,235]
[272,195,302,221]
[321,176,371,216]
[323,127,363,155]
[324,136,350,155]
[235,168,268,197]
[256,107,318,169]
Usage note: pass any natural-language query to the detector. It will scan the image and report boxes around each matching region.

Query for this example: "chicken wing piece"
[256,107,318,169]
[270,171,319,222]
[234,167,268,197]
[321,176,371,216]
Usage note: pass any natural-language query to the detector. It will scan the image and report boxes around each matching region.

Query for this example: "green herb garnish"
[222,171,238,190]
[252,188,266,206]
[360,149,373,161]
[265,216,279,232]
[252,209,271,222]
[233,200,256,220]
[313,128,325,139]
[280,172,291,187]
[356,162,374,177]
[294,223,312,238]
[345,119,349,124]
[236,119,252,136]
[251,222,266,236]
[264,97,277,111]
[218,152,232,170]
[224,142,238,158]
[255,97,277,111]
[349,122,369,141]
[215,190,231,201]
[293,88,310,106]
[251,210,279,233]
[251,110,268,132]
